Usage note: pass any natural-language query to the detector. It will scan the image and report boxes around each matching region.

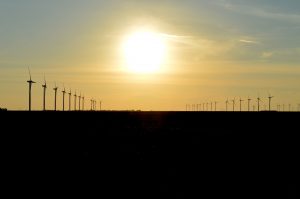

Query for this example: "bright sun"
[122,30,167,74]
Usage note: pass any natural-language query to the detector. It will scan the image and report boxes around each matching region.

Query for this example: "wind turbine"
[62,85,66,111]
[74,91,77,111]
[53,83,58,111]
[247,97,251,112]
[268,94,274,111]
[226,99,229,112]
[94,100,97,111]
[210,102,213,112]
[68,89,72,111]
[239,98,244,112]
[232,98,236,112]
[42,75,47,111]
[27,67,36,111]
[214,101,217,111]
[99,100,102,111]
[78,93,81,111]
[257,95,262,112]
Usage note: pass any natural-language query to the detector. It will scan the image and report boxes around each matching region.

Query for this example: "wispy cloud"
[215,0,300,24]
[239,39,259,44]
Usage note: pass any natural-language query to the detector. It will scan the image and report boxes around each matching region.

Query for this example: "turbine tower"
[53,83,58,111]
[99,100,102,111]
[232,98,236,112]
[226,99,229,112]
[215,101,217,112]
[62,86,66,111]
[68,89,72,111]
[27,67,36,111]
[74,91,77,111]
[247,97,251,112]
[42,75,47,111]
[257,96,261,112]
[239,98,244,112]
[268,94,274,111]
[78,93,81,111]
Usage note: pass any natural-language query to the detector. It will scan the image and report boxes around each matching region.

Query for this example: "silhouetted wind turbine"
[99,100,102,111]
[27,67,36,111]
[215,101,217,111]
[247,97,251,112]
[257,96,262,112]
[239,98,244,112]
[62,86,66,111]
[53,83,58,111]
[232,98,236,112]
[42,75,47,111]
[74,91,77,111]
[68,89,72,111]
[78,93,81,111]
[226,99,229,112]
[268,94,274,111]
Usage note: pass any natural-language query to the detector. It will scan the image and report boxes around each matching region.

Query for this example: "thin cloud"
[216,1,300,24]
[239,39,259,44]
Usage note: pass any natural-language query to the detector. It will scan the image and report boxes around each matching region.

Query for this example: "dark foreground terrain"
[1,111,299,198]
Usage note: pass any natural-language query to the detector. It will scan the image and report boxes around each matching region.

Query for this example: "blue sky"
[0,0,299,110]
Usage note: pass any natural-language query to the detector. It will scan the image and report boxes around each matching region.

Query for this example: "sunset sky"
[1,0,300,111]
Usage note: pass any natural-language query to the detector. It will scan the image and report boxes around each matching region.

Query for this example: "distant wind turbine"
[232,98,236,112]
[226,99,229,112]
[247,97,251,112]
[68,89,72,111]
[78,93,81,111]
[62,86,66,111]
[42,75,47,111]
[27,67,36,111]
[268,94,274,111]
[210,102,213,112]
[239,98,244,112]
[74,91,77,111]
[257,96,262,112]
[215,101,217,112]
[99,100,102,111]
[53,83,58,111]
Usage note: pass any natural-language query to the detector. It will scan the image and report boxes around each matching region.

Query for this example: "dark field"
[1,111,299,198]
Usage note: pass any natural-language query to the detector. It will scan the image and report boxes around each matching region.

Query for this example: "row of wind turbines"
[27,68,101,111]
[186,95,300,112]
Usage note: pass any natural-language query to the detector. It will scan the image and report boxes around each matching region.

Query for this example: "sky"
[0,0,300,111]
